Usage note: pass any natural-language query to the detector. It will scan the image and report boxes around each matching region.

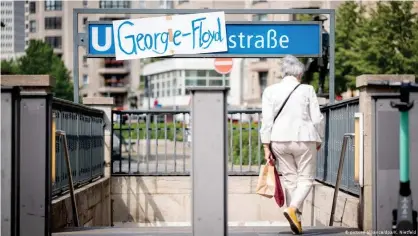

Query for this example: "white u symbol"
[91,27,112,52]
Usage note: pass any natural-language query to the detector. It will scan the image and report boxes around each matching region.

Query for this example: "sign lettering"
[88,22,322,58]
[112,12,227,60]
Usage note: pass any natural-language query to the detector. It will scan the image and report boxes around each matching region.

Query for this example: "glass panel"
[209,80,223,86]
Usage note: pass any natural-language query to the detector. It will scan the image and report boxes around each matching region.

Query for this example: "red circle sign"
[214,58,233,75]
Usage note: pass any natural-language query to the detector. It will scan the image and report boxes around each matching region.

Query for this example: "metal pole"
[73,11,80,104]
[146,76,151,163]
[329,10,335,104]
[57,131,80,227]
[329,133,354,226]
[239,58,245,107]
[190,87,228,236]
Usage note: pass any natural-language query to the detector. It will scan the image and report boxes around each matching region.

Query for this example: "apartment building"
[24,0,162,108]
[0,0,25,60]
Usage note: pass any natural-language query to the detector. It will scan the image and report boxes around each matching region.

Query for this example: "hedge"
[113,122,265,165]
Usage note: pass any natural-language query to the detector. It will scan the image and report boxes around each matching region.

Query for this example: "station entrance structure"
[38,7,337,236]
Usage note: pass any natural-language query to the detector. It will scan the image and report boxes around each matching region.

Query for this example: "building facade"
[0,0,25,60]
[141,58,248,109]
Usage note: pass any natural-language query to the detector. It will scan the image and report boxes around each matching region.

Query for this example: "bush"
[113,122,265,165]
[229,123,265,166]
[113,122,185,142]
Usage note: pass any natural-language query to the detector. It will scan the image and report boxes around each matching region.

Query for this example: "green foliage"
[335,1,368,92]
[1,59,20,74]
[361,2,418,77]
[1,39,74,101]
[115,122,264,165]
[229,123,265,166]
[113,122,186,141]
[335,1,418,91]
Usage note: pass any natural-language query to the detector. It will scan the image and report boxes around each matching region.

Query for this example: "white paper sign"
[112,11,227,60]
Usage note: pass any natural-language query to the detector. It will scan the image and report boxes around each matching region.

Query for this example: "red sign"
[214,58,233,75]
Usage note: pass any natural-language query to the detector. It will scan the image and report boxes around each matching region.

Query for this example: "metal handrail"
[56,130,80,227]
[329,133,355,226]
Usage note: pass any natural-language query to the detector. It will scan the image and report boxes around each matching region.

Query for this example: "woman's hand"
[263,144,275,165]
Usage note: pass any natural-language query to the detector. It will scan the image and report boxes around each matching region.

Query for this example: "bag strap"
[273,83,302,123]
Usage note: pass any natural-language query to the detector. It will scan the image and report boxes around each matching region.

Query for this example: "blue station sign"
[86,21,322,58]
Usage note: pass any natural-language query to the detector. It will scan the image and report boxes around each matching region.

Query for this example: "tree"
[1,59,20,75]
[352,1,418,78]
[334,1,367,93]
[50,55,74,101]
[2,39,74,101]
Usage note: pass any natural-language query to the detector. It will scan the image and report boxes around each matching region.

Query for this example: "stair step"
[53,226,360,235]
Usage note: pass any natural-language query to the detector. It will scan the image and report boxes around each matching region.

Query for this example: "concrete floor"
[53,226,360,235]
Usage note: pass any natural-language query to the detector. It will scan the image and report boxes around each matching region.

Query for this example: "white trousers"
[271,141,317,213]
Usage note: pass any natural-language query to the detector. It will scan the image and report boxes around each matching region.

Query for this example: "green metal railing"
[110,99,360,195]
[317,97,360,195]
[52,98,105,197]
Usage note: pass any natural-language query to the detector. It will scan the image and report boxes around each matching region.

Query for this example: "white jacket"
[259,76,325,144]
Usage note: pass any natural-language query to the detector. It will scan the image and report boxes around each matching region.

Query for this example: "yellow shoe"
[283,207,302,234]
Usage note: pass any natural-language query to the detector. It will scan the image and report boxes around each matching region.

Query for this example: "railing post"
[188,87,229,236]
[1,86,20,236]
[1,75,54,236]
[83,97,115,178]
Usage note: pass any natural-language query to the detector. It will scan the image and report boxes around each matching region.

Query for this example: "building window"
[113,95,124,107]
[82,74,89,86]
[83,17,88,25]
[208,70,219,77]
[99,0,130,8]
[83,0,87,7]
[29,20,36,32]
[185,79,207,86]
[209,80,223,86]
[197,70,206,77]
[45,0,62,11]
[258,72,268,95]
[45,36,62,49]
[29,2,36,13]
[45,17,62,29]
[252,14,268,21]
[159,0,173,9]
[178,0,189,4]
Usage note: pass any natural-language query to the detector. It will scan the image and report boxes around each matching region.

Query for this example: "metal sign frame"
[85,20,323,58]
[73,8,336,104]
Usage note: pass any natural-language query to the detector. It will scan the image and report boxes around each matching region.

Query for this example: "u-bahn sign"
[86,21,322,58]
[72,8,335,104]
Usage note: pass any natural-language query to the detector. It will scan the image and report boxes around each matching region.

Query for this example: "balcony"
[98,58,130,75]
[98,78,128,93]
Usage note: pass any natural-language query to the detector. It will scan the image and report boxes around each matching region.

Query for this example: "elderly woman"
[259,55,324,235]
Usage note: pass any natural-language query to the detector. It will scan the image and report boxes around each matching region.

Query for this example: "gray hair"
[280,55,305,78]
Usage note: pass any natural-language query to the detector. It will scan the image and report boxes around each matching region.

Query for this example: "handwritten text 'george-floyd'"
[112,12,228,60]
